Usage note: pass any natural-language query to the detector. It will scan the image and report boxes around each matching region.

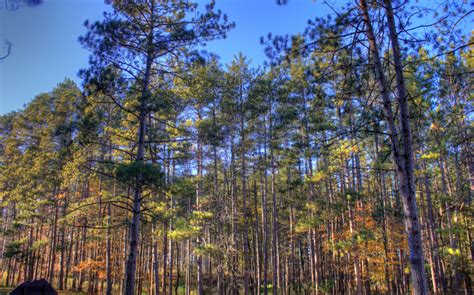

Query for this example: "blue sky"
[0,0,334,114]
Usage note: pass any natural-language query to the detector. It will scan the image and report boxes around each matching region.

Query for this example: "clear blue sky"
[0,0,336,114]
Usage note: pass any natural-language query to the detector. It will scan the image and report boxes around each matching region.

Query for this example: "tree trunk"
[269,99,280,295]
[383,1,428,293]
[123,14,154,292]
[241,109,250,295]
[106,200,113,295]
[360,0,428,293]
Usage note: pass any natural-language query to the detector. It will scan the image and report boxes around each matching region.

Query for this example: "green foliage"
[196,118,224,146]
[168,218,201,241]
[3,238,27,258]
[115,162,164,188]
[194,243,223,258]
[192,210,213,221]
